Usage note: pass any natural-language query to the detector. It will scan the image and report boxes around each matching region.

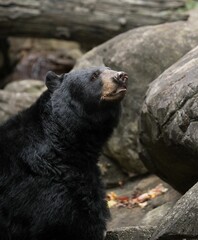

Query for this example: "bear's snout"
[113,71,128,88]
[100,69,128,102]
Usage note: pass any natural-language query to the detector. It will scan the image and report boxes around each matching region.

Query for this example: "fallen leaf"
[107,192,117,201]
[107,183,168,209]
[117,196,129,202]
[107,200,117,208]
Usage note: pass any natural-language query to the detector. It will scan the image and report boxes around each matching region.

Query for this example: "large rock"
[98,155,129,189]
[139,45,198,193]
[0,80,46,124]
[140,203,175,227]
[106,226,156,240]
[150,182,198,240]
[75,10,198,175]
[3,38,83,87]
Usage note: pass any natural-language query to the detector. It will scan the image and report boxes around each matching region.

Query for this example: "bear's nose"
[113,72,128,87]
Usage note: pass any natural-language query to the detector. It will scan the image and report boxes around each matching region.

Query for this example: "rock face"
[140,202,175,227]
[139,45,198,193]
[75,11,198,175]
[150,182,198,240]
[98,155,129,188]
[106,226,156,240]
[0,80,46,124]
[3,38,82,87]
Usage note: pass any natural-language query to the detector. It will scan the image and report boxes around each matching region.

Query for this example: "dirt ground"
[107,174,181,230]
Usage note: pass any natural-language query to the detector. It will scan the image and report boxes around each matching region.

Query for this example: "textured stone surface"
[75,10,198,174]
[4,79,46,93]
[98,155,129,189]
[0,80,45,124]
[141,203,175,226]
[106,226,156,240]
[4,37,82,87]
[150,182,198,240]
[139,45,198,193]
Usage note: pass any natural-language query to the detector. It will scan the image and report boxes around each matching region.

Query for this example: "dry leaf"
[107,183,168,209]
[107,200,117,208]
[107,192,117,201]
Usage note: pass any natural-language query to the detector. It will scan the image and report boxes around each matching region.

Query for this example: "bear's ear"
[45,71,63,92]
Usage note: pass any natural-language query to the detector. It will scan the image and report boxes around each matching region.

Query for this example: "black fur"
[0,67,121,240]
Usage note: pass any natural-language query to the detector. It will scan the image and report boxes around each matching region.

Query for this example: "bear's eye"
[91,70,100,81]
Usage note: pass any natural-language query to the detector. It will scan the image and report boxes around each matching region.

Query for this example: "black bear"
[0,66,128,240]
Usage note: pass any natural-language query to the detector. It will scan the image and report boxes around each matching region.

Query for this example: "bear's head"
[45,66,128,115]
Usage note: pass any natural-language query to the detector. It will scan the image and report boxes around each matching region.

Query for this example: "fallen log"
[0,0,188,47]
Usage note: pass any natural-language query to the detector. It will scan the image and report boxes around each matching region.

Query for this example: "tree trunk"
[0,0,188,47]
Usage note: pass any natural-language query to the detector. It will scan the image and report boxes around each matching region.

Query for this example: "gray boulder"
[139,45,198,193]
[75,10,198,174]
[106,226,156,240]
[150,182,198,240]
[140,202,175,226]
[0,80,46,124]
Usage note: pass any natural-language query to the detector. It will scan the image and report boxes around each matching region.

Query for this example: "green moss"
[178,0,198,12]
[185,0,198,10]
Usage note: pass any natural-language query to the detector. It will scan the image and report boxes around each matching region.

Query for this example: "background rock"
[139,45,198,193]
[74,10,198,175]
[1,38,83,87]
[98,155,129,189]
[106,226,156,240]
[0,80,45,124]
[140,202,175,226]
